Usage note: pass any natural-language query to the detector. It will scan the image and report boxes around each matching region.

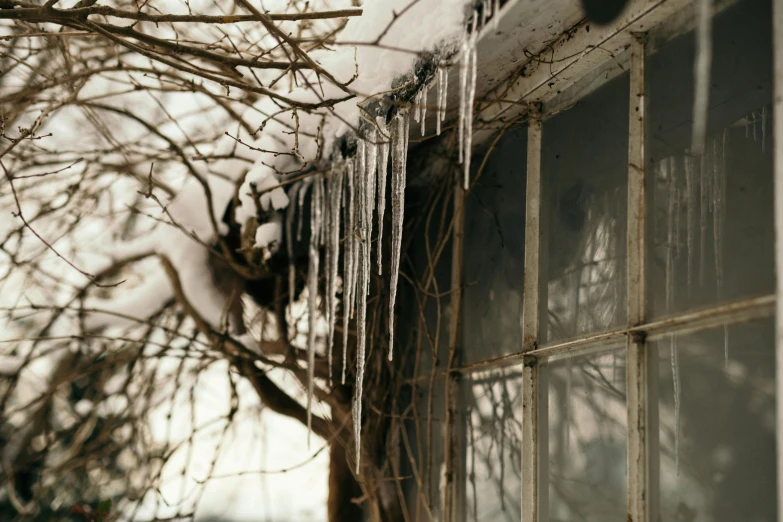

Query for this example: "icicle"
[712,136,724,298]
[286,182,302,315]
[441,66,449,126]
[436,67,445,136]
[762,106,767,153]
[699,150,707,287]
[420,84,428,137]
[714,131,728,366]
[458,32,468,164]
[492,0,501,30]
[326,165,344,387]
[666,157,682,472]
[377,118,390,275]
[665,158,676,315]
[481,0,489,28]
[671,335,681,475]
[753,112,758,142]
[306,174,323,447]
[365,129,378,260]
[413,90,422,124]
[352,133,373,473]
[685,155,695,290]
[673,158,681,261]
[351,143,365,320]
[564,358,572,449]
[342,161,356,385]
[388,110,409,361]
[691,0,712,155]
[297,178,310,242]
[458,15,479,190]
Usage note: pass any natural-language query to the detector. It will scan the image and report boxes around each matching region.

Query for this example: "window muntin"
[540,73,630,344]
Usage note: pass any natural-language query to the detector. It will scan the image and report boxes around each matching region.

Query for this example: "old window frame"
[443,0,783,521]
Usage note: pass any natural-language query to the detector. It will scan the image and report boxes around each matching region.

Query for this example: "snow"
[0,354,23,377]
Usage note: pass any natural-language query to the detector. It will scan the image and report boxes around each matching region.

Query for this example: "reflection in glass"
[655,320,776,522]
[541,74,629,343]
[462,125,527,364]
[648,0,773,317]
[465,369,523,522]
[542,349,627,522]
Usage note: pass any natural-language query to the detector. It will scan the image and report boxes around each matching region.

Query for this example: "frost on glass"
[462,125,527,364]
[648,0,773,318]
[542,349,627,522]
[654,320,776,522]
[465,369,522,522]
[540,74,629,343]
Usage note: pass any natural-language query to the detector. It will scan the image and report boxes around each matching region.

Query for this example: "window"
[411,0,781,521]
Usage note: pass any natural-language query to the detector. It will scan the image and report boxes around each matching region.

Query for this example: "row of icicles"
[283,10,484,471]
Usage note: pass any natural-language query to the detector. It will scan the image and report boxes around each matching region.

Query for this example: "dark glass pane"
[648,0,774,318]
[542,348,627,521]
[399,185,453,377]
[462,125,527,363]
[654,319,776,522]
[465,369,523,522]
[540,74,629,343]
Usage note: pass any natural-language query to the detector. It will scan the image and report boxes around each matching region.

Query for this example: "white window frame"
[439,0,783,521]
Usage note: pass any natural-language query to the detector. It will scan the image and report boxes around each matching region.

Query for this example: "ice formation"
[83,0,483,457]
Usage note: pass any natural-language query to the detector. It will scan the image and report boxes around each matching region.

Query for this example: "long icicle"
[685,155,694,291]
[459,15,479,189]
[306,174,323,447]
[420,84,428,137]
[389,109,409,361]
[665,158,682,475]
[350,144,364,321]
[353,137,369,473]
[458,29,468,164]
[342,161,356,385]
[436,67,445,137]
[365,128,378,278]
[326,165,344,387]
[714,132,728,366]
[377,118,390,275]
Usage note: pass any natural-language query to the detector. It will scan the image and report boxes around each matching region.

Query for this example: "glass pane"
[401,185,453,377]
[540,74,629,343]
[465,368,523,522]
[463,125,527,363]
[542,348,627,521]
[654,319,776,522]
[648,0,774,318]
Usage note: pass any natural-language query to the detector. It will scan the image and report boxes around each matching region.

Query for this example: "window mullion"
[627,33,656,522]
[521,114,542,522]
[773,1,783,521]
